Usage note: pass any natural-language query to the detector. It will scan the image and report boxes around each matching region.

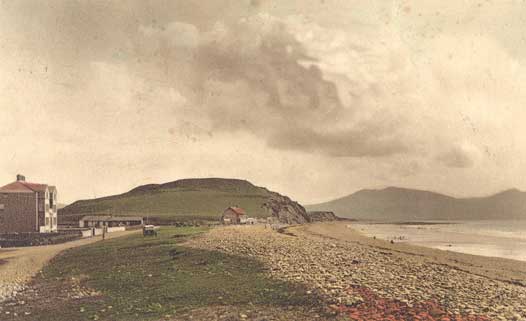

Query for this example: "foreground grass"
[3,227,320,321]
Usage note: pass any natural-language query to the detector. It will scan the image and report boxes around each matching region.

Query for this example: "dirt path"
[0,230,140,301]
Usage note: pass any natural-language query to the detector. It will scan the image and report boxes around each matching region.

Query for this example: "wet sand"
[300,222,526,287]
[353,222,526,262]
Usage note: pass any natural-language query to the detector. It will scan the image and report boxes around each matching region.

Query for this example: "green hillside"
[59,178,288,224]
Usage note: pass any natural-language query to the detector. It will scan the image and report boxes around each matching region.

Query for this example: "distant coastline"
[360,220,457,225]
[352,220,526,262]
[307,186,526,221]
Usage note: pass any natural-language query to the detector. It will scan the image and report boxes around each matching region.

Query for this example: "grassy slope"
[59,179,278,223]
[63,189,270,220]
[7,227,320,321]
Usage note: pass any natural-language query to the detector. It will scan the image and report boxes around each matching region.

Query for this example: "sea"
[353,220,526,262]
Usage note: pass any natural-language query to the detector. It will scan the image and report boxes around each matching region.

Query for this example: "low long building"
[0,175,58,233]
[79,215,144,228]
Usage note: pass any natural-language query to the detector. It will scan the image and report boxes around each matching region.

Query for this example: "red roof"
[227,206,246,215]
[0,181,48,193]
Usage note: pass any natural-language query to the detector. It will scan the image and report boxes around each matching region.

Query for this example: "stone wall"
[0,232,80,247]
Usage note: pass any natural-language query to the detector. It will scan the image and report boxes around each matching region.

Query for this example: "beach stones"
[185,225,526,321]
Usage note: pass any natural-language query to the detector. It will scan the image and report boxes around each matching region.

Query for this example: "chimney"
[16,174,26,182]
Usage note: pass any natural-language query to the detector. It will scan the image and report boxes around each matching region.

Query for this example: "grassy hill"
[59,178,307,224]
[306,187,526,221]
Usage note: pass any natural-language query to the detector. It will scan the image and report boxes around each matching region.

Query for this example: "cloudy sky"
[1,0,526,204]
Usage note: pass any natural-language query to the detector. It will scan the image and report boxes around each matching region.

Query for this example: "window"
[49,192,54,209]
[52,217,57,226]
[45,217,50,226]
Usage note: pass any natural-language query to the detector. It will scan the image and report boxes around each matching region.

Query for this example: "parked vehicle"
[143,225,158,236]
[240,217,256,225]
[245,218,256,225]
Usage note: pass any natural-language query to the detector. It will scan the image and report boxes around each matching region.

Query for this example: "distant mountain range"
[306,187,526,221]
[59,178,311,224]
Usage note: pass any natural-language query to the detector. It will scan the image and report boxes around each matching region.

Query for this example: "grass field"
[3,227,321,321]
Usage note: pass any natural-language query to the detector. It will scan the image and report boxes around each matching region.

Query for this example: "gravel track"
[0,230,139,302]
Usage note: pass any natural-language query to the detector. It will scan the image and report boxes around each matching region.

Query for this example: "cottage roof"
[80,215,144,222]
[226,206,246,215]
[0,181,48,193]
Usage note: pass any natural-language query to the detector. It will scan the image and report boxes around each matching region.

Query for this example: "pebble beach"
[186,223,526,320]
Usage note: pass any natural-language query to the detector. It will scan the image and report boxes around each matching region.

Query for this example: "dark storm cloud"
[268,126,409,157]
[138,15,410,157]
[436,145,476,168]
[1,0,412,158]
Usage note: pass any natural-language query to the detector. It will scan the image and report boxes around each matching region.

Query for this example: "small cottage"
[221,206,246,225]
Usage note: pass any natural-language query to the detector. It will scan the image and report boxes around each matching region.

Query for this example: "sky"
[1,0,526,204]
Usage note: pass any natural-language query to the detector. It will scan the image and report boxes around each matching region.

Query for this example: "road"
[0,230,140,301]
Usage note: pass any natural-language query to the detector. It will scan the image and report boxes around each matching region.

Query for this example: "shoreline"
[189,223,526,320]
[364,221,457,225]
[295,222,526,287]
[351,220,526,263]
